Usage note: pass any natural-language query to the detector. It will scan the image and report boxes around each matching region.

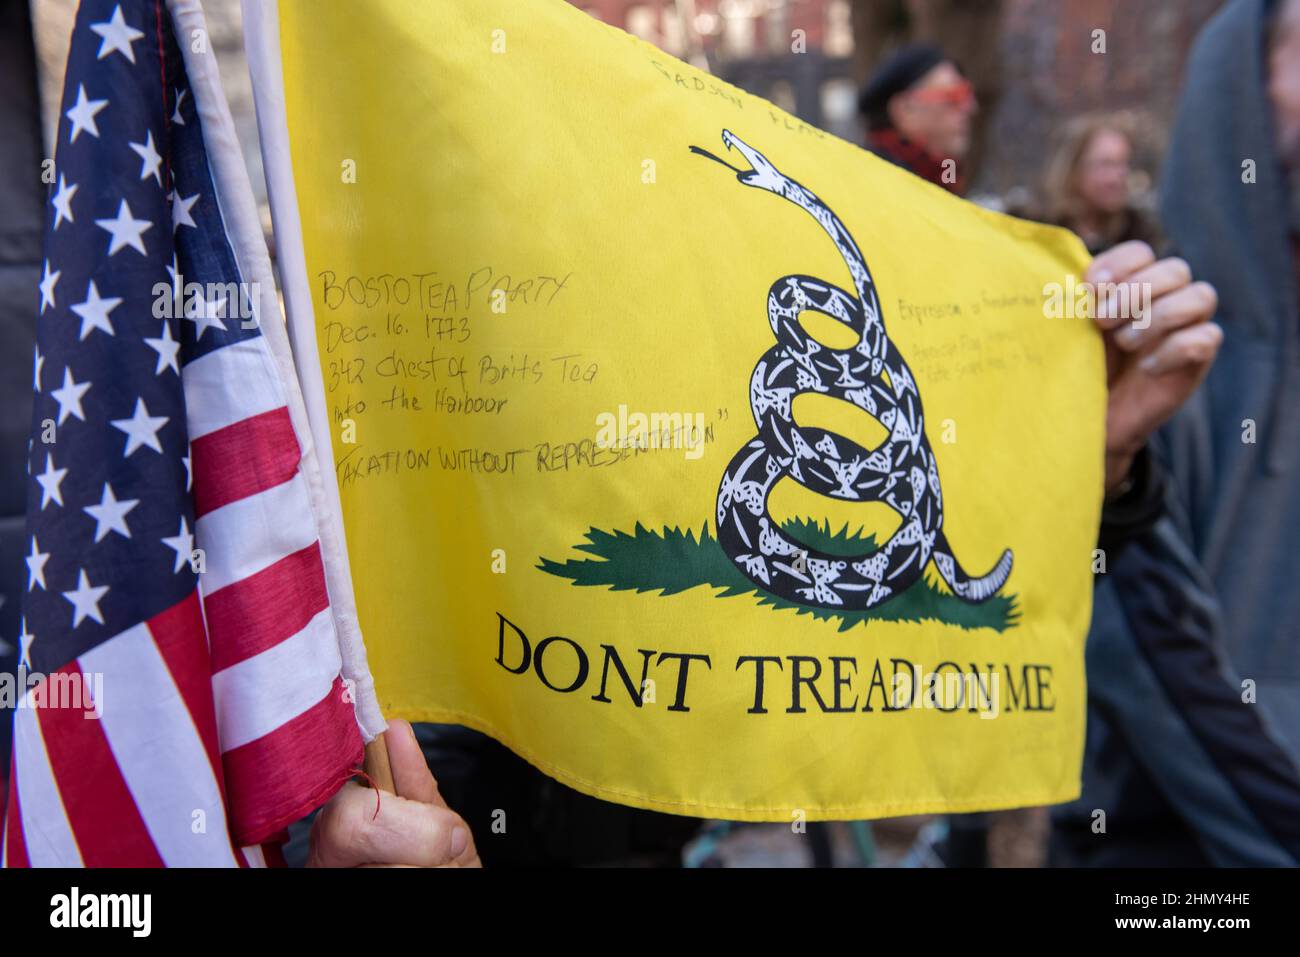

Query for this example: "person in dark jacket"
[1052,0,1300,867]
[0,0,46,810]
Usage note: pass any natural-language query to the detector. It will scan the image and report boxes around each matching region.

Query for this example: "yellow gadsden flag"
[252,0,1104,819]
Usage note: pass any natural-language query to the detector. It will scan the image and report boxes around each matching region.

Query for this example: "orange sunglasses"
[905,79,976,109]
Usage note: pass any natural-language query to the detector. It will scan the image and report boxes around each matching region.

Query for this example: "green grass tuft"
[537,518,1018,633]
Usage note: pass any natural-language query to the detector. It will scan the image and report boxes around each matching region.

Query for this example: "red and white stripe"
[2,338,364,867]
[185,332,363,848]
[3,0,373,867]
[2,587,338,867]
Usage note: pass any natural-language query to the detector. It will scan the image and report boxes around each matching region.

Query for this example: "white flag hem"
[173,0,385,741]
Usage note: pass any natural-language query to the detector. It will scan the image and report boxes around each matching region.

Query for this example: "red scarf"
[867,129,965,195]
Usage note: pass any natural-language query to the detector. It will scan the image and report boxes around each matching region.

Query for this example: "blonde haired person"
[1042,114,1161,255]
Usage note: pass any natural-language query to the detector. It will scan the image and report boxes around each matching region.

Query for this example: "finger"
[1094,259,1192,333]
[1128,257,1195,301]
[380,721,479,865]
[387,719,443,806]
[1088,241,1158,329]
[1138,321,1223,377]
[1112,280,1217,352]
[1097,256,1195,331]
[1085,240,1156,286]
[310,781,471,867]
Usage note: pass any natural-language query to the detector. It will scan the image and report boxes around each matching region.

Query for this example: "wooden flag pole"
[363,732,396,793]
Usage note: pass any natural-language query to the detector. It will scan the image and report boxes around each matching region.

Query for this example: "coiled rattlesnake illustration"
[692,130,1013,611]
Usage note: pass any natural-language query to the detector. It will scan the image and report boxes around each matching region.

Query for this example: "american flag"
[2,0,364,866]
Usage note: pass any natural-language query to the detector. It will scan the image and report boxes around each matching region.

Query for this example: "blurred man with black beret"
[859,43,977,194]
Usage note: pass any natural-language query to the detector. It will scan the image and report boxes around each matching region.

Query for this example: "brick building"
[988,0,1225,198]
